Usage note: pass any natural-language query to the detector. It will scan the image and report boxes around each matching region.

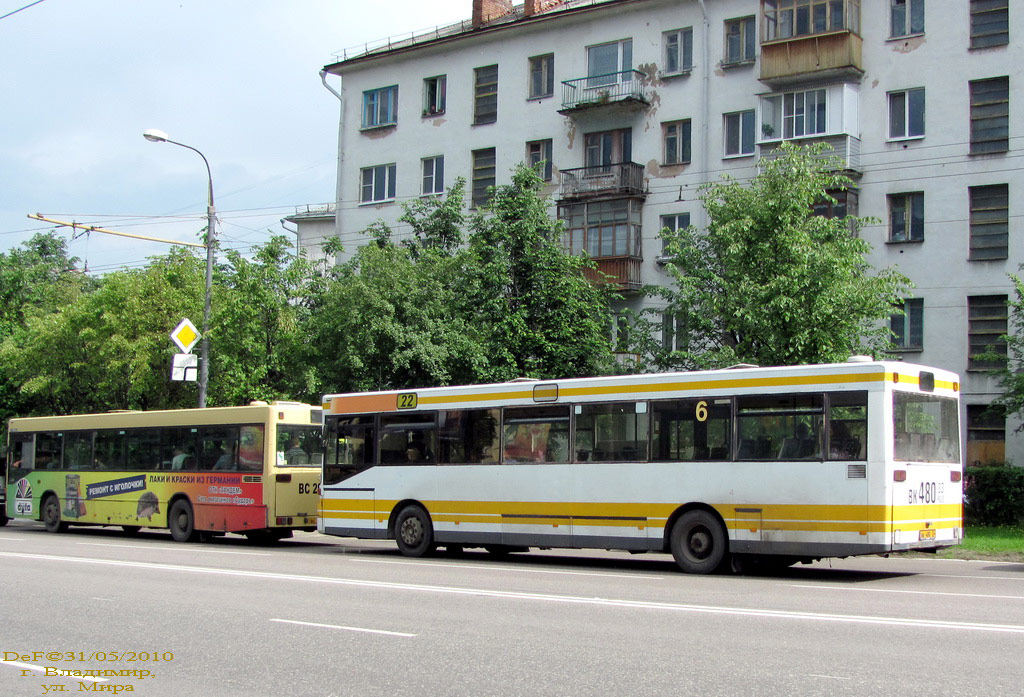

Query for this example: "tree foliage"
[644,142,911,370]
[983,275,1023,428]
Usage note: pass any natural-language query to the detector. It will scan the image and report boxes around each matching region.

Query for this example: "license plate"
[919,529,936,541]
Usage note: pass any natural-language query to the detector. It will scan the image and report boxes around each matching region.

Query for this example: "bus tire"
[168,500,198,543]
[42,494,67,533]
[394,505,436,558]
[670,509,727,574]
[0,508,8,527]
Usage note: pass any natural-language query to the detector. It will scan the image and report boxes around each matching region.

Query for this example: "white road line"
[789,584,1024,600]
[351,557,665,579]
[4,550,1024,635]
[920,573,1024,582]
[270,618,416,637]
[76,542,271,556]
[1,660,109,682]
[807,674,852,681]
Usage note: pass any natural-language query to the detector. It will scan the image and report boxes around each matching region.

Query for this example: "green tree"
[645,142,910,370]
[462,164,618,381]
[982,275,1022,430]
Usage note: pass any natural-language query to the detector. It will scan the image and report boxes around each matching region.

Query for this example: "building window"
[724,16,756,63]
[663,27,694,74]
[362,85,398,129]
[662,120,692,165]
[890,298,923,350]
[471,148,496,207]
[528,54,554,99]
[970,0,1009,49]
[660,213,690,254]
[724,110,756,156]
[888,88,925,139]
[762,1,859,41]
[584,129,632,169]
[813,189,858,219]
[558,198,643,258]
[587,39,633,85]
[761,88,827,140]
[360,164,397,203]
[890,0,924,37]
[526,139,553,181]
[967,295,1008,370]
[421,156,444,196]
[967,404,1005,465]
[968,184,1009,260]
[661,312,689,351]
[423,75,446,116]
[474,65,498,125]
[969,77,1009,154]
[888,192,924,242]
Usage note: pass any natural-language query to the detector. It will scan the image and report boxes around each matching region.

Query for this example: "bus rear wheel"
[168,500,198,543]
[394,505,436,558]
[42,494,67,533]
[670,510,727,574]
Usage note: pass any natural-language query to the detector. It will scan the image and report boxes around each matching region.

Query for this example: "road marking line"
[351,557,665,579]
[270,618,415,637]
[920,573,1024,582]
[789,584,1024,600]
[76,542,271,556]
[4,550,1024,635]
[1,660,109,682]
[808,674,852,681]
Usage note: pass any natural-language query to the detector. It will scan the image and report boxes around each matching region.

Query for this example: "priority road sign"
[170,318,200,353]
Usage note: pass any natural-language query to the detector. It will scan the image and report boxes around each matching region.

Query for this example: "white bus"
[318,359,962,573]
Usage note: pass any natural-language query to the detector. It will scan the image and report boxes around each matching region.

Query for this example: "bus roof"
[7,402,322,432]
[322,360,960,416]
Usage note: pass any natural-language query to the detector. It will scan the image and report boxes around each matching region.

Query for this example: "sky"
[0,0,470,273]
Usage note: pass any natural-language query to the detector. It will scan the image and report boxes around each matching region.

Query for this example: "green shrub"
[964,463,1024,526]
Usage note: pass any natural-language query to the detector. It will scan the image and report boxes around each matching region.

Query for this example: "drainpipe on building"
[696,0,710,232]
[320,69,344,259]
[280,219,300,257]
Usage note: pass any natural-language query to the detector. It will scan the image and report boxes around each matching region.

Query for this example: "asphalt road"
[1,520,1022,697]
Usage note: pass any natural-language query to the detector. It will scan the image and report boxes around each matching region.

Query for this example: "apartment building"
[315,0,1019,464]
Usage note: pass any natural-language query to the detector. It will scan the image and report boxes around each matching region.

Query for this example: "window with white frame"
[421,156,444,196]
[724,16,756,63]
[528,54,554,99]
[888,88,925,139]
[527,139,553,181]
[890,0,924,37]
[724,110,756,156]
[762,0,860,40]
[888,192,924,242]
[423,76,446,116]
[360,164,397,203]
[660,213,690,254]
[587,39,633,85]
[890,298,923,350]
[663,27,693,74]
[663,120,692,165]
[761,88,826,141]
[362,86,398,129]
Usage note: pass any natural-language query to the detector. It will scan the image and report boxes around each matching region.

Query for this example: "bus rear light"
[276,474,292,483]
[951,471,962,482]
[276,517,293,526]
[893,470,907,482]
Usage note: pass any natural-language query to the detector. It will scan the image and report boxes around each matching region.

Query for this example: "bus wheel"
[670,510,727,574]
[0,508,8,527]
[394,505,436,558]
[42,495,67,533]
[168,500,198,543]
[121,525,142,535]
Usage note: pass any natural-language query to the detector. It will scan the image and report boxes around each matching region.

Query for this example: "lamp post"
[143,128,216,408]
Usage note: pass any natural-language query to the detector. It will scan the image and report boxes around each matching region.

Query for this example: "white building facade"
[318,0,1019,465]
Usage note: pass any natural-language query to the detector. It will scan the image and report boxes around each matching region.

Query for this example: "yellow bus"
[318,359,963,573]
[4,402,323,543]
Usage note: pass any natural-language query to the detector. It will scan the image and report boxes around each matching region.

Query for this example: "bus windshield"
[893,392,960,463]
[276,425,324,467]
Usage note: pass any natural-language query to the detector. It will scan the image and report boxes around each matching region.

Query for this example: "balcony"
[583,256,643,292]
[559,70,650,114]
[759,31,863,88]
[758,134,862,173]
[558,162,646,200]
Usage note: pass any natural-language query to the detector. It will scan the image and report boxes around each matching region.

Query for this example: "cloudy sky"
[0,0,469,272]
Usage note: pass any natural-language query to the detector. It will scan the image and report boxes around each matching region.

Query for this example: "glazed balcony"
[759,30,863,88]
[758,133,862,173]
[583,255,643,292]
[558,162,646,200]
[559,70,650,114]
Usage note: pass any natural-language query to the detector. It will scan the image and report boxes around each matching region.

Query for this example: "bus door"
[273,426,324,523]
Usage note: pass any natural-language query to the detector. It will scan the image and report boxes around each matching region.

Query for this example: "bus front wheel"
[168,500,198,543]
[670,510,727,574]
[42,494,67,533]
[394,505,436,558]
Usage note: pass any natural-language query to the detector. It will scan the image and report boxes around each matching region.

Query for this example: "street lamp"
[143,128,216,408]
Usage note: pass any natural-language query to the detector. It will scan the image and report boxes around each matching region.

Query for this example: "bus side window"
[574,402,648,462]
[503,406,570,464]
[736,394,823,461]
[827,391,867,461]
[650,399,731,462]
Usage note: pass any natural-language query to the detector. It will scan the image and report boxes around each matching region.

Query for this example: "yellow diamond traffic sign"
[170,318,200,353]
